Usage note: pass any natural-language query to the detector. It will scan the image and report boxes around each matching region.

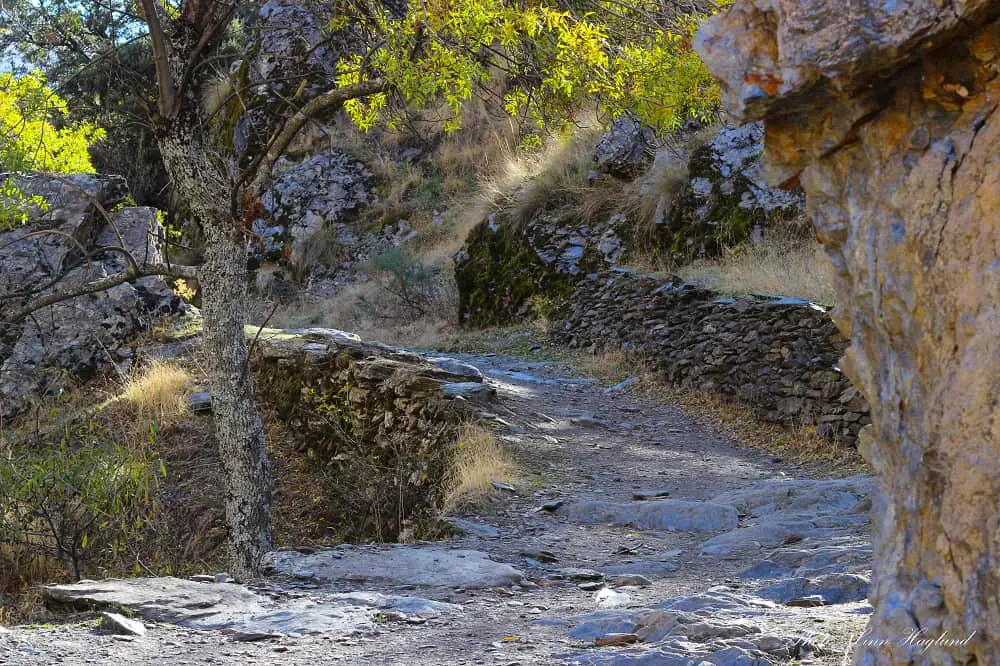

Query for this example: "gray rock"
[268,546,525,588]
[261,150,371,270]
[700,478,874,557]
[562,568,605,581]
[44,577,458,636]
[756,573,870,606]
[448,517,501,538]
[567,610,638,641]
[738,544,872,580]
[594,116,656,178]
[187,392,213,413]
[595,588,633,609]
[606,377,640,392]
[440,382,496,400]
[99,612,146,636]
[710,476,876,518]
[607,574,653,588]
[557,499,739,532]
[428,357,484,381]
[0,177,182,417]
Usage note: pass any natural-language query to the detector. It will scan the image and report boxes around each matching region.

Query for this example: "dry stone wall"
[556,269,869,445]
[252,328,494,539]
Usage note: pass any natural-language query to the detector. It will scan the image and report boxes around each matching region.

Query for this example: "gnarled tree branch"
[5,262,197,327]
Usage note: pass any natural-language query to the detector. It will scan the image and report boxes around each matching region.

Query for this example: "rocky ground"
[1,353,873,665]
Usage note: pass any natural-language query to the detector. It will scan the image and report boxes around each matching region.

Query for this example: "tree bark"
[157,125,273,580]
[197,217,273,579]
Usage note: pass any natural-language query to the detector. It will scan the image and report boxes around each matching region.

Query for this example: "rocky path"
[1,354,874,665]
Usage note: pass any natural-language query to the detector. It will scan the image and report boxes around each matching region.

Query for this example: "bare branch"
[137,0,177,119]
[242,79,389,190]
[5,263,197,327]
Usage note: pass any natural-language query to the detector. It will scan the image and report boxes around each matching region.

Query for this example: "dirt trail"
[1,354,873,665]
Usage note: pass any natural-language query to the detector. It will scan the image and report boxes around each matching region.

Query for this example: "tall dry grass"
[677,232,837,305]
[119,361,194,427]
[442,422,517,511]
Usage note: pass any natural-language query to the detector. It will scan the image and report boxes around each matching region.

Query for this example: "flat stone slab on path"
[555,499,739,532]
[44,577,460,636]
[270,545,525,588]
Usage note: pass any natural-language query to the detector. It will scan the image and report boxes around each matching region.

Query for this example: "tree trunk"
[696,4,1000,664]
[198,219,273,579]
[157,128,273,580]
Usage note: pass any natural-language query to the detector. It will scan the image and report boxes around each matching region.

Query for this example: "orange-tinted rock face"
[698,4,1000,665]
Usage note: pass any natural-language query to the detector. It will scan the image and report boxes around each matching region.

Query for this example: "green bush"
[0,418,163,582]
[358,247,453,320]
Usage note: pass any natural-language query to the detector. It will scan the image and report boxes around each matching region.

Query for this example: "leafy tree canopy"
[334,0,723,136]
[0,71,105,172]
[0,71,106,227]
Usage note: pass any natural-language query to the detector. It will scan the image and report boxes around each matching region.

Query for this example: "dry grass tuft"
[120,361,194,426]
[443,423,517,511]
[677,230,837,305]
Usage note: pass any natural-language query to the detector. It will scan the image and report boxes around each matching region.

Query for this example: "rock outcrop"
[258,150,373,271]
[697,3,1000,664]
[0,174,182,418]
[666,122,803,263]
[455,121,803,327]
[593,115,656,178]
[556,269,869,444]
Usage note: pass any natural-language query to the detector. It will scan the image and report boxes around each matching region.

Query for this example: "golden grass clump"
[443,423,517,511]
[677,232,837,306]
[120,361,194,426]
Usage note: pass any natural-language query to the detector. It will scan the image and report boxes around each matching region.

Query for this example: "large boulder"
[698,3,1000,664]
[594,115,656,178]
[0,174,182,418]
[259,150,373,270]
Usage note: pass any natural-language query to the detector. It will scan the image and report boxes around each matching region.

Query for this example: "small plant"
[0,419,164,582]
[357,247,454,320]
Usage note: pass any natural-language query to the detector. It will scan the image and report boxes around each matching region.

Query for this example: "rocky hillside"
[0,174,182,418]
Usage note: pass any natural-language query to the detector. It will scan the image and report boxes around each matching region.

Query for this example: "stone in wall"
[555,269,869,444]
[0,174,182,419]
[697,2,1000,664]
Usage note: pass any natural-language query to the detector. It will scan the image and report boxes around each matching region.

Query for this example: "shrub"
[0,419,163,583]
[357,247,456,321]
